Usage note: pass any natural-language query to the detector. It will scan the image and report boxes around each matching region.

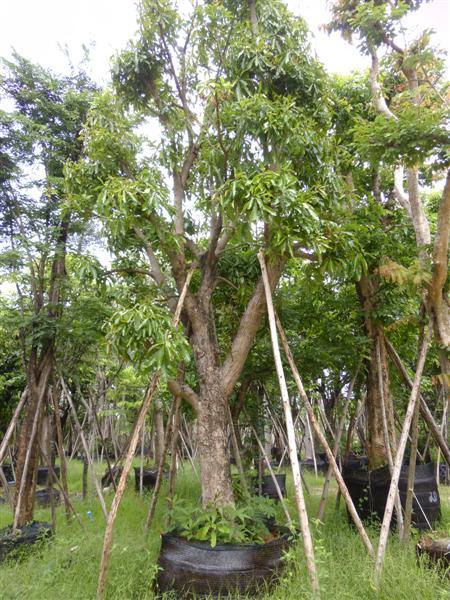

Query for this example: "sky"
[0,0,448,83]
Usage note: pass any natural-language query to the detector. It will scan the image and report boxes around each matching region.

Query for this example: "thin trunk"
[375,324,431,584]
[357,277,396,469]
[167,397,182,509]
[153,398,165,467]
[145,399,178,533]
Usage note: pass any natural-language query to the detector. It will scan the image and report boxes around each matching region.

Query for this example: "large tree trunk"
[197,376,233,506]
[14,353,52,526]
[357,276,396,470]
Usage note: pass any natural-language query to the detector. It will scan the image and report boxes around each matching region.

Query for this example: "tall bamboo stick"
[374,324,432,583]
[0,388,28,465]
[258,251,320,597]
[385,338,450,466]
[317,367,359,520]
[376,339,404,537]
[63,381,109,521]
[274,312,375,558]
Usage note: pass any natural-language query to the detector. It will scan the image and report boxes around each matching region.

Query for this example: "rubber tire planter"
[156,531,291,598]
[342,460,441,531]
[0,521,52,563]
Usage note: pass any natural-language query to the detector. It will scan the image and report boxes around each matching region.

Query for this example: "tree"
[69,0,355,506]
[327,0,449,467]
[0,54,96,526]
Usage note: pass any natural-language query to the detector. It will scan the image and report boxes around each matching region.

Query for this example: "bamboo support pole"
[0,388,28,465]
[144,399,178,534]
[385,338,450,466]
[139,423,145,497]
[62,381,109,521]
[252,426,293,527]
[274,312,375,558]
[376,340,404,537]
[258,252,320,597]
[97,270,192,600]
[167,397,182,509]
[228,405,249,496]
[13,385,47,531]
[52,386,71,523]
[374,325,432,584]
[0,468,13,510]
[317,368,358,521]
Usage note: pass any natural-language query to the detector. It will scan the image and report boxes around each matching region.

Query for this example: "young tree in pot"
[69,0,351,508]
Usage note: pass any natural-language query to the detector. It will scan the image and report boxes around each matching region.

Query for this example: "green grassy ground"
[0,462,448,599]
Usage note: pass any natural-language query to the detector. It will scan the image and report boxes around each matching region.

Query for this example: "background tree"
[0,54,96,526]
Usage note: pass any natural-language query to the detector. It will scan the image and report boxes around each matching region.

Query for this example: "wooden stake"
[144,398,177,534]
[258,251,320,597]
[0,388,28,465]
[228,405,249,496]
[13,386,46,531]
[97,270,193,600]
[252,426,293,527]
[376,339,404,537]
[385,338,450,466]
[167,397,182,510]
[52,384,71,523]
[274,311,375,558]
[374,324,432,584]
[62,380,109,521]
[317,367,358,521]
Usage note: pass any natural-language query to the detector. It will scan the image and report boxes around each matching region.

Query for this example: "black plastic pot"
[35,488,60,507]
[101,466,122,487]
[1,464,15,484]
[342,460,440,531]
[300,456,328,474]
[134,467,158,491]
[0,521,52,563]
[439,463,449,485]
[254,474,287,500]
[156,530,291,598]
[36,466,60,486]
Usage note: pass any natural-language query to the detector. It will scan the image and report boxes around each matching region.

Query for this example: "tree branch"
[221,256,285,397]
[167,379,200,413]
[133,227,166,286]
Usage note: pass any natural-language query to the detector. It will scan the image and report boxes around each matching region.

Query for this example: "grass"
[0,461,448,599]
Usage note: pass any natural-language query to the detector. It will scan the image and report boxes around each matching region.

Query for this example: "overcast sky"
[0,0,448,83]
